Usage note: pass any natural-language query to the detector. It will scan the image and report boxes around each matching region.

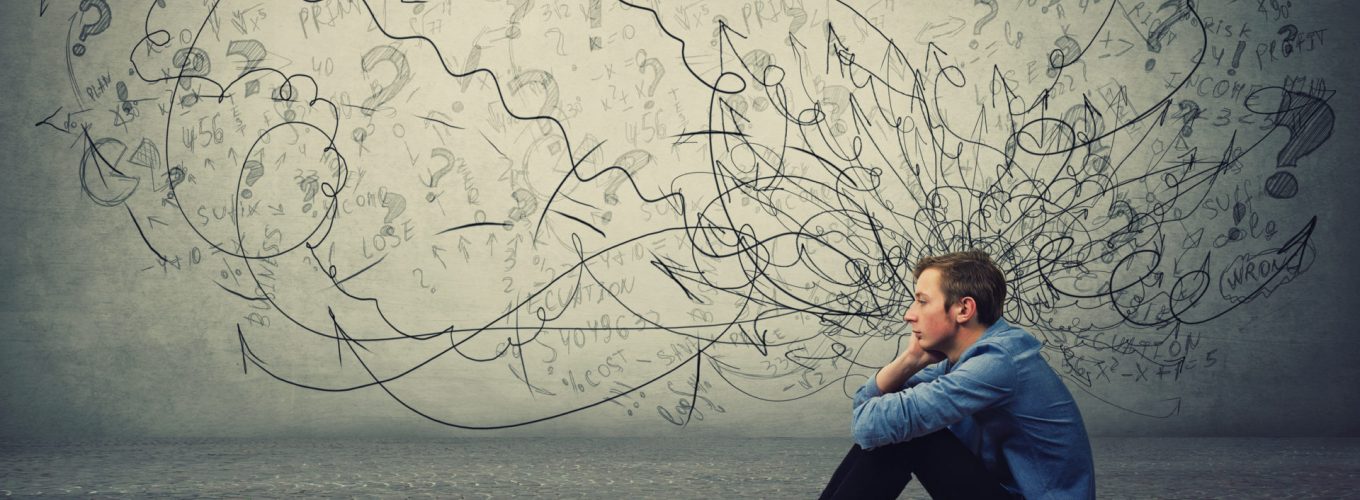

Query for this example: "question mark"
[1175,99,1201,138]
[360,45,412,117]
[171,47,212,92]
[425,148,461,203]
[425,148,456,189]
[167,165,186,190]
[116,81,139,118]
[1145,0,1194,53]
[379,188,407,224]
[508,188,537,222]
[603,150,653,205]
[973,0,998,39]
[72,0,112,57]
[1244,84,1335,200]
[240,159,264,200]
[508,70,560,134]
[639,57,665,97]
[1267,89,1334,199]
[505,0,532,39]
[1278,25,1299,57]
[226,39,269,77]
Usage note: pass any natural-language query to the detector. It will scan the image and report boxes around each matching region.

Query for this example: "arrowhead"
[1083,94,1103,121]
[737,325,769,357]
[237,324,268,371]
[1275,216,1316,272]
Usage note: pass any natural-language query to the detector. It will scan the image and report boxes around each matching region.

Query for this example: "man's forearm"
[875,356,928,394]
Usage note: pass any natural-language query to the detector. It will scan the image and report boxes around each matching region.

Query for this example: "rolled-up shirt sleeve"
[851,346,1016,449]
[851,362,944,411]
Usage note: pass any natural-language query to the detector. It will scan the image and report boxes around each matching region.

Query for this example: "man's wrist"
[897,356,929,378]
[876,356,926,393]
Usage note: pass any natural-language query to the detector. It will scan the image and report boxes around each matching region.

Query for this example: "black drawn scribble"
[46,0,1331,427]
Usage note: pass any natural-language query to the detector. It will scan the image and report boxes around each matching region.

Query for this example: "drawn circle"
[1050,35,1082,70]
[233,121,347,258]
[715,72,747,94]
[1145,58,1156,71]
[73,44,86,56]
[741,49,776,80]
[1243,87,1311,116]
[1015,118,1076,155]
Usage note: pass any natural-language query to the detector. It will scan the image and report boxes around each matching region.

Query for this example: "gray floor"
[1,437,1358,498]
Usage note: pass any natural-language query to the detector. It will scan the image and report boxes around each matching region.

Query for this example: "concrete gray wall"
[3,0,1359,440]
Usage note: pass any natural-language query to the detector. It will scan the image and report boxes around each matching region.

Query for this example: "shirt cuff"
[853,374,887,411]
[861,375,885,398]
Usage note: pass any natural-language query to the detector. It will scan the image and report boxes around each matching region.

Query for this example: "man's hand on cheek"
[900,332,945,369]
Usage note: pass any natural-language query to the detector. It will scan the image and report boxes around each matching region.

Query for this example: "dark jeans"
[819,429,1017,499]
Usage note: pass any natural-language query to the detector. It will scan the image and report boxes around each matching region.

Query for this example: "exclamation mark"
[1228,40,1246,76]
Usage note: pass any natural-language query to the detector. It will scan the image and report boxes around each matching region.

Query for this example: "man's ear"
[954,297,977,325]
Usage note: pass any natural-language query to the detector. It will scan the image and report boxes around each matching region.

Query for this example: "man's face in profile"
[904,268,959,354]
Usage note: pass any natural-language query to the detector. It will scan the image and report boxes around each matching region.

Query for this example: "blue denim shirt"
[851,319,1095,499]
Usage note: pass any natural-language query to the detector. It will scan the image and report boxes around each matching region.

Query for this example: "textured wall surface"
[2,0,1359,440]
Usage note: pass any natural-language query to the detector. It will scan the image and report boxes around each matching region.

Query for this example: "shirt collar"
[982,318,1011,339]
[944,318,1011,372]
